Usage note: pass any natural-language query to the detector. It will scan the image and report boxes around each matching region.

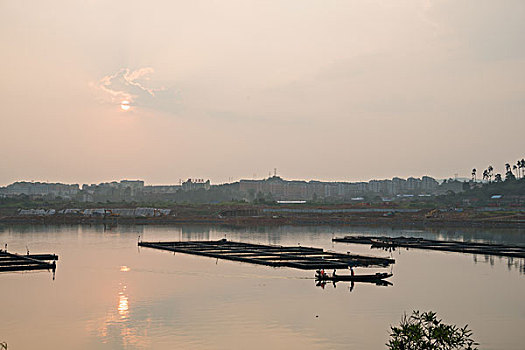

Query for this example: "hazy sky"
[1,0,524,186]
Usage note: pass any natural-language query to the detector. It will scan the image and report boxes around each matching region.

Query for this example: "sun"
[120,100,131,111]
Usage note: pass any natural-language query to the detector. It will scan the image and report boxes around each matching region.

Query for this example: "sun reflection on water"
[86,282,151,348]
[118,289,129,318]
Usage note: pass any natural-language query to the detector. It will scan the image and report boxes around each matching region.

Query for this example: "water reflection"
[2,224,525,350]
[118,285,129,319]
[91,282,151,349]
[316,279,393,291]
[471,254,525,274]
[374,246,525,274]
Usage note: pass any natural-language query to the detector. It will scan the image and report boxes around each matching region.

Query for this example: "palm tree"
[471,168,477,182]
[482,170,488,182]
[488,165,494,182]
[505,163,511,181]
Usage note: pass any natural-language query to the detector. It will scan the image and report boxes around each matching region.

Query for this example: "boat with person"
[315,269,392,282]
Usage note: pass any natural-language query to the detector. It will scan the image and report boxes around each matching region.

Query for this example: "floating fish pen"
[138,239,394,270]
[0,251,58,272]
[333,235,525,259]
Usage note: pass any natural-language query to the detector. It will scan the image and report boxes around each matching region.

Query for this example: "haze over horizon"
[0,173,469,188]
[1,0,524,187]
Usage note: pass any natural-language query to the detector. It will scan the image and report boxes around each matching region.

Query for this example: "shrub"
[387,311,478,350]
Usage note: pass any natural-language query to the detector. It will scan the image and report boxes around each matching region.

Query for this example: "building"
[143,185,181,194]
[237,175,441,200]
[182,179,211,191]
[0,182,80,199]
[421,176,439,192]
[80,180,145,202]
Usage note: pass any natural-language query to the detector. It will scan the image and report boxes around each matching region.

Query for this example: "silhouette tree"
[387,310,478,350]
[482,170,488,182]
[494,173,502,182]
[515,159,524,179]
[487,166,494,182]
[471,168,476,182]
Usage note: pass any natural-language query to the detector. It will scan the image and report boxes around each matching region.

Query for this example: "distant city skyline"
[1,172,471,188]
[0,168,508,188]
[2,175,462,203]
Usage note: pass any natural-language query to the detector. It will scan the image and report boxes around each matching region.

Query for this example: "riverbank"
[1,208,524,228]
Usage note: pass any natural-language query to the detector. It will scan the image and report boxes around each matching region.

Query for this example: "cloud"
[97,67,163,104]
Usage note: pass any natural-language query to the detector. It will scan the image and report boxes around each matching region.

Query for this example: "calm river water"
[1,224,524,349]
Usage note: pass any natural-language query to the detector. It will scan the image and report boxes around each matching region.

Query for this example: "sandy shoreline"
[1,213,523,229]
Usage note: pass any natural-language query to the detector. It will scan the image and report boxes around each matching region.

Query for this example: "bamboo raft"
[0,251,58,272]
[333,235,525,259]
[138,239,395,270]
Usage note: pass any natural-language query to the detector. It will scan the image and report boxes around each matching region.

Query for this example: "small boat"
[315,271,392,282]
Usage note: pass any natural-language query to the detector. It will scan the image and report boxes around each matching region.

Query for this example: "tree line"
[471,158,525,183]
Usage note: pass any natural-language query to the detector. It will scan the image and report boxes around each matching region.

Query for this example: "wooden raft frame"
[138,239,394,270]
[0,251,58,272]
[333,235,525,259]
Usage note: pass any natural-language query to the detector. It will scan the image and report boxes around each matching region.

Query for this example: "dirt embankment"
[1,208,524,228]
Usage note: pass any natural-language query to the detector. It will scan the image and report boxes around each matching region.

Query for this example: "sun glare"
[120,100,131,111]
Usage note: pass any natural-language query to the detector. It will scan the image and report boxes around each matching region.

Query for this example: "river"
[1,224,524,349]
